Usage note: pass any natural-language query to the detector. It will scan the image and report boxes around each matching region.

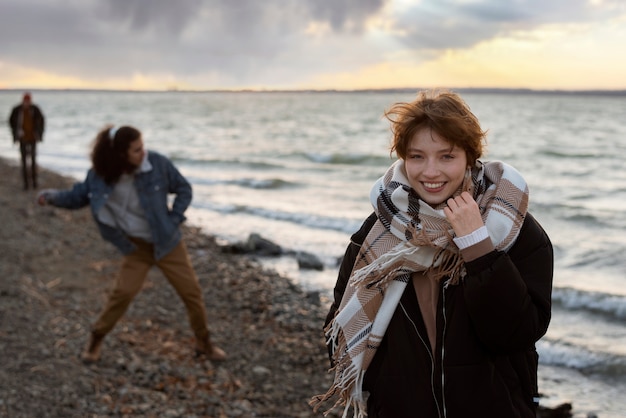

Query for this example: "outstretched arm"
[37,172,92,209]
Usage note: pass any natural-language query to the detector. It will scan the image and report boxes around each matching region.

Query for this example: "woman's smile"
[404,127,468,206]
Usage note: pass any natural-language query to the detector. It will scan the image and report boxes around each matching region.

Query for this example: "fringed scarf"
[310,159,529,418]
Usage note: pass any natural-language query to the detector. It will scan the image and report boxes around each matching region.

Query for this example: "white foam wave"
[552,287,626,320]
[538,339,626,378]
[192,201,362,235]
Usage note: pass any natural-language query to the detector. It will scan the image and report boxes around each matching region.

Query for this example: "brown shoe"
[207,346,227,361]
[195,336,227,361]
[81,332,104,364]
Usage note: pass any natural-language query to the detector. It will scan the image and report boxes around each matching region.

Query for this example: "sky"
[1,0,625,91]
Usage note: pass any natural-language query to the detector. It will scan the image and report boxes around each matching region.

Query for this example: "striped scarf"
[311,159,529,418]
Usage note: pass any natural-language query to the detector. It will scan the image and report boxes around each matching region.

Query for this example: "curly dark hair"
[385,89,487,166]
[91,125,141,184]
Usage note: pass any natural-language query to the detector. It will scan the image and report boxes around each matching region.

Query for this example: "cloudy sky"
[1,0,625,91]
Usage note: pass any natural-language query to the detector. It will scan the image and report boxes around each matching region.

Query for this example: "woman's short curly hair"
[385,89,487,166]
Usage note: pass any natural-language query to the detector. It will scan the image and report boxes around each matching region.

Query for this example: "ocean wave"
[552,286,626,321]
[302,152,391,166]
[538,149,607,159]
[564,246,626,270]
[562,213,604,225]
[531,201,618,229]
[538,339,626,379]
[192,201,362,234]
[230,178,296,189]
[190,176,296,190]
[171,156,282,170]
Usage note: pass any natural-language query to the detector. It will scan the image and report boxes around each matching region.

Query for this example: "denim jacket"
[50,151,191,260]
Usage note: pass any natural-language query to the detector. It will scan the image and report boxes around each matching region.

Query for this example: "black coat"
[9,104,45,143]
[326,212,553,418]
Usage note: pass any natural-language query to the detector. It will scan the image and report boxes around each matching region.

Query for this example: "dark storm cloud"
[98,0,204,35]
[307,0,387,32]
[0,2,98,53]
[0,0,387,84]
[98,0,385,35]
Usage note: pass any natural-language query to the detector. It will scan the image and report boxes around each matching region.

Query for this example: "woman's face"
[126,137,145,168]
[404,127,468,206]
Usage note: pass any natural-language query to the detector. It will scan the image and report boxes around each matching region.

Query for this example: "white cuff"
[453,226,489,250]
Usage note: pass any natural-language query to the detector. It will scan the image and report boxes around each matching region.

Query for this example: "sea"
[1,90,624,417]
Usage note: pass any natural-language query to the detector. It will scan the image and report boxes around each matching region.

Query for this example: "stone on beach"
[221,232,325,271]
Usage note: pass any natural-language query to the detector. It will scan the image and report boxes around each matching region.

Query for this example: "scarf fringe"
[350,242,424,288]
[351,237,465,288]
[428,245,465,284]
[310,307,369,417]
[309,367,367,418]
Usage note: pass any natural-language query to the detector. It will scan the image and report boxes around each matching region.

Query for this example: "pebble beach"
[0,157,336,417]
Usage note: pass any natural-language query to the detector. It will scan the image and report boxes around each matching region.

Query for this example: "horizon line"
[1,86,626,96]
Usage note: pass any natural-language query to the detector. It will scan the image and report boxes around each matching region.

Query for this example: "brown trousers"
[92,238,210,341]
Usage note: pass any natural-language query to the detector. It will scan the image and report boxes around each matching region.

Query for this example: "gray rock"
[296,251,324,270]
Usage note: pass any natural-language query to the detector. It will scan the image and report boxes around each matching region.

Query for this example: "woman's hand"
[443,191,485,237]
[36,189,56,206]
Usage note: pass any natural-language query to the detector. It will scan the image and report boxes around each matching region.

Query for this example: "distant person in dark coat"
[9,92,45,190]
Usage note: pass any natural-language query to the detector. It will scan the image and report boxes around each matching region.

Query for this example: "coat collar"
[137,151,152,173]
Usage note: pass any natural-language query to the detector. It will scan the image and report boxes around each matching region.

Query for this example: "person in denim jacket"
[37,125,226,364]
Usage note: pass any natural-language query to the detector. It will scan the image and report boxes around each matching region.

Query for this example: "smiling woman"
[312,89,554,418]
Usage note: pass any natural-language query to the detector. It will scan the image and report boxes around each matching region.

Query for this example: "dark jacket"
[9,104,45,143]
[326,212,553,418]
